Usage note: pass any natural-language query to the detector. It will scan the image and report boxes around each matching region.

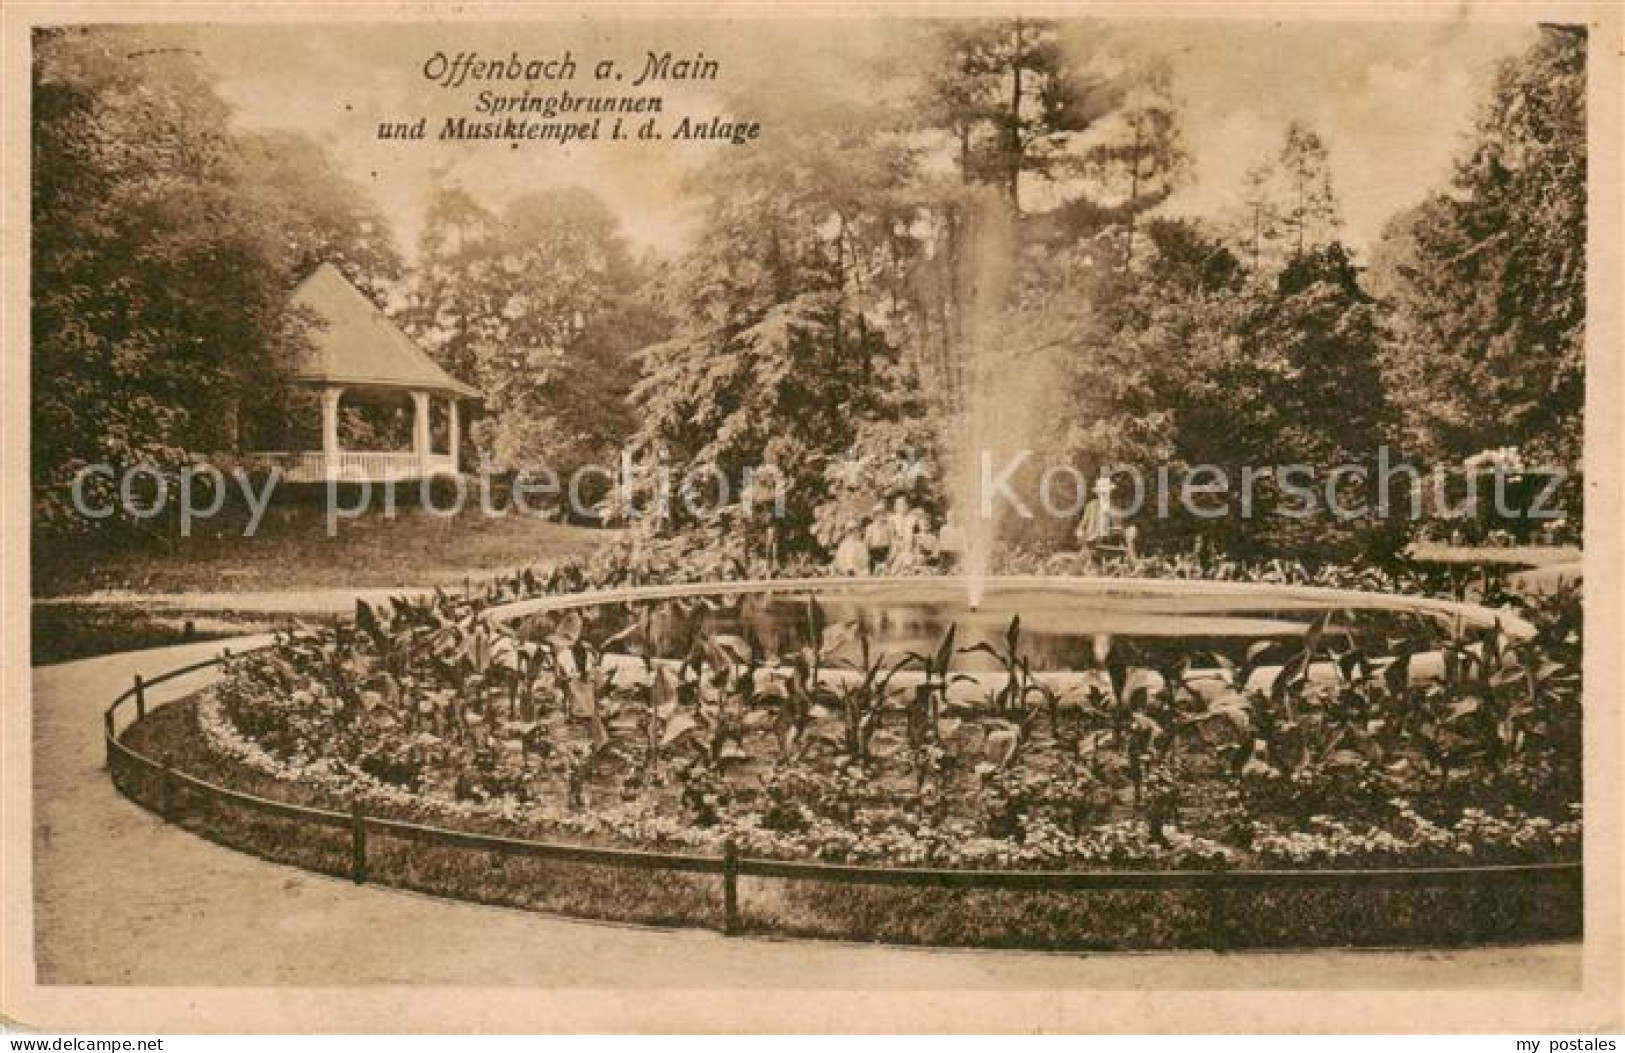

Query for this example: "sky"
[191,16,1537,262]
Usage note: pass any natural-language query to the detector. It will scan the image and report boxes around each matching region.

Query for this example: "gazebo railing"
[232,450,457,483]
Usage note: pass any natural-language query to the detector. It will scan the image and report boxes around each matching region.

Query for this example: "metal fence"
[105,650,1583,947]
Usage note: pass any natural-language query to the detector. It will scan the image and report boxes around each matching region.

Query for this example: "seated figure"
[1076,475,1140,561]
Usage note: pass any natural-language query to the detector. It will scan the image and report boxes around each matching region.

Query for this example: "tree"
[1079,58,1189,267]
[476,190,640,473]
[1236,162,1282,274]
[631,87,932,549]
[1276,122,1342,257]
[1214,246,1394,560]
[1370,26,1585,470]
[399,186,658,480]
[232,131,403,299]
[916,18,1116,213]
[1059,218,1243,486]
[1231,121,1341,276]
[397,185,507,385]
[1062,223,1395,563]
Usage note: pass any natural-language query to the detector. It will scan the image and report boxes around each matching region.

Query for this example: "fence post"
[1206,886,1230,951]
[134,674,146,721]
[351,800,368,885]
[721,840,740,936]
[103,710,115,769]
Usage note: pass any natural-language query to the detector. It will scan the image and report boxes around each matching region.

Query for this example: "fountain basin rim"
[483,573,1534,639]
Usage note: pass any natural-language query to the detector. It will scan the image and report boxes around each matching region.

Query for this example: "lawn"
[31,604,276,667]
[33,504,614,598]
[32,504,615,664]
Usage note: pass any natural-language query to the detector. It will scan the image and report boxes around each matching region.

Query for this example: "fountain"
[940,190,1064,610]
[942,194,1007,610]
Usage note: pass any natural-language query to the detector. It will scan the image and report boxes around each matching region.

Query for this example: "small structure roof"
[289,263,480,399]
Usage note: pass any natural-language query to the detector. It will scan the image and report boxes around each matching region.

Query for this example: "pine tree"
[1079,58,1189,267]
[916,18,1116,213]
[1231,121,1341,277]
[1277,122,1342,256]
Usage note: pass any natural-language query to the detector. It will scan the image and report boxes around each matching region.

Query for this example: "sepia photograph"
[1,0,1619,1038]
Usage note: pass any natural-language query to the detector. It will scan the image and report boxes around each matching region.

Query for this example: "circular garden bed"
[109,569,1585,950]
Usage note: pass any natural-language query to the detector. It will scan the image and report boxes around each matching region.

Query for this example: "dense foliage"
[1369,27,1586,470]
[397,187,667,483]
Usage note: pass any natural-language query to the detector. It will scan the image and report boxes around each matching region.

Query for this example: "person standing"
[935,507,965,571]
[863,502,893,572]
[886,496,922,572]
[742,452,784,567]
[833,524,870,576]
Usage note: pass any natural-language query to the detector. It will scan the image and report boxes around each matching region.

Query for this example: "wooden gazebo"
[242,263,480,482]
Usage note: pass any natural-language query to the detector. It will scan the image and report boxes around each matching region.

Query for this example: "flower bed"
[112,555,1585,948]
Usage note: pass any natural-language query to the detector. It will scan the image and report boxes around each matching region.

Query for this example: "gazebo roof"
[289,263,480,399]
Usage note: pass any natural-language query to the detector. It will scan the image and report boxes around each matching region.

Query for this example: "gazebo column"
[412,389,432,475]
[448,397,461,471]
[320,386,344,479]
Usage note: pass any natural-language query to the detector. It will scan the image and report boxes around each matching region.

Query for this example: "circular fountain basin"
[489,575,1531,691]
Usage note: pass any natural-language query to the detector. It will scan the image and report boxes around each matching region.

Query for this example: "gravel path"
[29,639,1580,993]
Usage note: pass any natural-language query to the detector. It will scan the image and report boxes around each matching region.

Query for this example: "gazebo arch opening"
[338,388,415,452]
